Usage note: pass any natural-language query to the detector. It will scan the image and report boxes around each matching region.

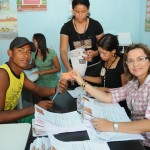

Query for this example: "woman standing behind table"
[72,44,150,149]
[60,0,104,80]
[28,33,60,88]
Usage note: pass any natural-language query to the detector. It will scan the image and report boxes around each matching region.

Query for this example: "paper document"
[68,48,87,76]
[30,137,50,150]
[34,105,87,136]
[45,120,87,135]
[34,98,144,142]
[48,134,110,150]
[68,86,87,98]
[24,67,39,81]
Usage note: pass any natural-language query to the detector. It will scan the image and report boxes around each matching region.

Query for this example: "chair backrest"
[117,32,132,46]
[117,32,132,53]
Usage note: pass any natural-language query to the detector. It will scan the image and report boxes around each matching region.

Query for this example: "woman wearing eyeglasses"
[72,44,150,149]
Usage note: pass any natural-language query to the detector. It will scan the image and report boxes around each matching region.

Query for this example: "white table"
[0,123,31,150]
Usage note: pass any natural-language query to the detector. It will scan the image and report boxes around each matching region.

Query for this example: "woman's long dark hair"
[97,33,120,57]
[72,0,90,9]
[70,0,90,19]
[33,33,48,61]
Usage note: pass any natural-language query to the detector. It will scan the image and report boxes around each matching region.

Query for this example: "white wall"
[0,0,149,69]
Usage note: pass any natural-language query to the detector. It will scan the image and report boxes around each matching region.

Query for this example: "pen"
[52,87,61,101]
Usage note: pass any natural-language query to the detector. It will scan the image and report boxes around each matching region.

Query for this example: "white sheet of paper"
[68,48,87,76]
[24,67,39,82]
[83,98,144,141]
[68,86,87,98]
[44,120,87,134]
[34,105,87,136]
[49,134,110,150]
[30,137,51,150]
[34,102,144,142]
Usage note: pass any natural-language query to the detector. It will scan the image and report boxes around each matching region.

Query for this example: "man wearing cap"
[0,37,67,123]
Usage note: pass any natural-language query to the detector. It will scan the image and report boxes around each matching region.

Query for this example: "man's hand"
[71,70,84,86]
[37,101,53,110]
[57,78,68,93]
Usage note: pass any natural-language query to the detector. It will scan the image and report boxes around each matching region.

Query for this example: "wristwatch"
[113,122,119,132]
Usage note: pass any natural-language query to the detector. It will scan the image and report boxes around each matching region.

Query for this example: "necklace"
[100,57,117,87]
[73,18,88,46]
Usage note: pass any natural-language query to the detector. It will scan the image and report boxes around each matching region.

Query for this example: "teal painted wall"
[139,0,150,46]
[0,0,149,69]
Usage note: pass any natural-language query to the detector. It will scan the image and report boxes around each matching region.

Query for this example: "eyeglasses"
[126,56,149,66]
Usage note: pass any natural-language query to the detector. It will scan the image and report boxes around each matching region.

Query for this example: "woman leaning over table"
[83,33,130,116]
[60,0,104,83]
[72,44,150,149]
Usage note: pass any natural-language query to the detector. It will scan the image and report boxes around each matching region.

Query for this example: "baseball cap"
[9,37,35,51]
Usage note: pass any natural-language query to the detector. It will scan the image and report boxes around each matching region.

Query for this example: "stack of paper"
[48,134,110,150]
[33,106,48,136]
[34,105,87,137]
[34,97,144,143]
[82,97,144,141]
[30,137,50,150]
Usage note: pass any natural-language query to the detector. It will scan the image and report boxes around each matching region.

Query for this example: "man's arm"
[84,76,102,84]
[0,69,53,123]
[24,75,55,96]
[23,74,67,97]
[0,69,34,123]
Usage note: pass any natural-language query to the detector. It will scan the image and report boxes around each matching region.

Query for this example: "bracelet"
[81,81,87,90]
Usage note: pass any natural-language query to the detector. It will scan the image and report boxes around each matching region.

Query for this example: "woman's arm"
[92,118,150,134]
[0,69,53,123]
[72,70,112,103]
[96,33,104,40]
[84,76,102,84]
[36,56,61,76]
[60,34,72,72]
